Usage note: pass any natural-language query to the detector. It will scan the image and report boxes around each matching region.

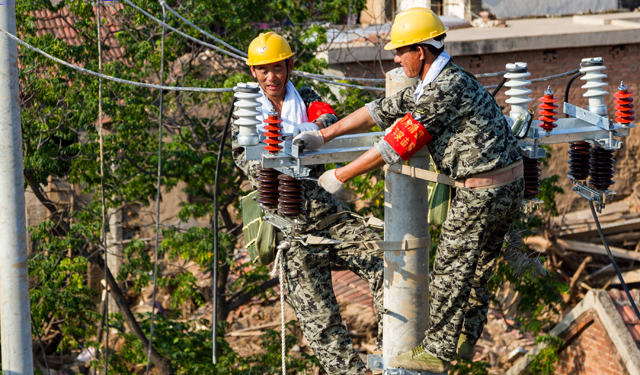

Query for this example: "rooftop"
[324,12,640,63]
[609,289,640,346]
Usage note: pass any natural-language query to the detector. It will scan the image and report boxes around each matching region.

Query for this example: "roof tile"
[608,288,640,346]
[332,270,374,311]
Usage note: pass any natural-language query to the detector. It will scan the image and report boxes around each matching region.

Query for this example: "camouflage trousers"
[423,179,524,361]
[283,218,384,375]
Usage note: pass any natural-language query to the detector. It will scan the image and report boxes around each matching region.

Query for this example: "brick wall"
[555,310,629,375]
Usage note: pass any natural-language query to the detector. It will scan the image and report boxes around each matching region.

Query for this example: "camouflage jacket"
[232,86,341,231]
[368,60,522,180]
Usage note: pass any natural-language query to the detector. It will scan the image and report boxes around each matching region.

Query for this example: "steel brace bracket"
[367,355,448,375]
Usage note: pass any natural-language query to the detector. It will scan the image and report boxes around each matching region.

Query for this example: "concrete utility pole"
[383,68,431,359]
[0,1,35,375]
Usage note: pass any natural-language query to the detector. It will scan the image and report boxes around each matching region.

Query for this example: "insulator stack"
[589,147,615,191]
[538,86,558,132]
[568,141,592,181]
[263,110,283,154]
[522,155,541,199]
[614,81,634,126]
[233,83,262,146]
[579,58,608,116]
[257,167,281,208]
[504,62,532,122]
[278,174,305,217]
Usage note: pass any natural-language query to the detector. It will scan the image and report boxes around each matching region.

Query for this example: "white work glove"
[292,122,319,137]
[292,130,324,151]
[318,169,345,194]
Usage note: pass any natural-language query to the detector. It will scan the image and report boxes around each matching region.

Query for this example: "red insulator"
[614,81,634,126]
[257,167,281,208]
[523,155,541,199]
[589,147,615,191]
[278,174,305,217]
[538,86,558,132]
[263,110,283,154]
[568,141,591,181]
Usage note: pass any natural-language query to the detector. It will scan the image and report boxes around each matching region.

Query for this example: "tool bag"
[240,191,276,265]
[427,156,453,226]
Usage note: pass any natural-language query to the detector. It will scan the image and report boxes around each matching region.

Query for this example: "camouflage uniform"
[232,86,384,374]
[367,60,524,362]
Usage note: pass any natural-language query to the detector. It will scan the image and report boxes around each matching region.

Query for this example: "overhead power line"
[157,0,248,58]
[121,0,247,61]
[0,27,234,93]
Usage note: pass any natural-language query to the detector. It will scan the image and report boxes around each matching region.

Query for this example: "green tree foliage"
[527,335,564,375]
[16,0,366,373]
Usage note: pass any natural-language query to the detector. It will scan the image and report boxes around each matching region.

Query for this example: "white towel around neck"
[257,81,308,134]
[413,50,451,103]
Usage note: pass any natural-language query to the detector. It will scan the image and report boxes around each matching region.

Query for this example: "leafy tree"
[15,0,367,373]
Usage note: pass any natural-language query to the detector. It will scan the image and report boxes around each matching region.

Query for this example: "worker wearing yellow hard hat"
[294,7,524,372]
[232,32,385,375]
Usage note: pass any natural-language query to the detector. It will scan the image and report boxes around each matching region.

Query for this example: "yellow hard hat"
[384,8,449,51]
[246,32,294,66]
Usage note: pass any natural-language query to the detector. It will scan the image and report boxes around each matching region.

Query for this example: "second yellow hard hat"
[246,32,294,66]
[384,8,449,51]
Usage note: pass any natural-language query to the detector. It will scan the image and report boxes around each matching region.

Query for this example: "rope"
[271,241,290,375]
[121,0,247,61]
[0,27,234,93]
[158,0,247,58]
[96,2,109,373]
[145,3,166,375]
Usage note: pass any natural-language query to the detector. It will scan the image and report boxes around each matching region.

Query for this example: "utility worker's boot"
[387,344,450,373]
[457,334,476,361]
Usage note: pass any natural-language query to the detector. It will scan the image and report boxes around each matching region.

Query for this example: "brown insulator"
[589,147,615,191]
[278,174,305,217]
[522,155,541,199]
[568,141,592,181]
[257,166,281,208]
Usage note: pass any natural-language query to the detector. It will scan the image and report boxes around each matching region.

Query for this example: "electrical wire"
[0,28,234,93]
[212,94,237,364]
[529,68,580,84]
[484,68,584,90]
[296,74,385,92]
[491,77,507,97]
[31,315,51,375]
[588,200,640,320]
[121,0,247,61]
[292,71,384,83]
[157,0,247,58]
[564,72,584,117]
[145,4,166,375]
[96,2,109,373]
[476,71,507,78]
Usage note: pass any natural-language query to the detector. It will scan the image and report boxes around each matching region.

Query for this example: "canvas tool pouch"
[241,191,276,265]
[427,157,452,226]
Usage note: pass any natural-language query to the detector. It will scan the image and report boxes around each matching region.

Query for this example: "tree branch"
[226,277,279,313]
[24,169,70,235]
[92,254,175,375]
[122,151,181,178]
